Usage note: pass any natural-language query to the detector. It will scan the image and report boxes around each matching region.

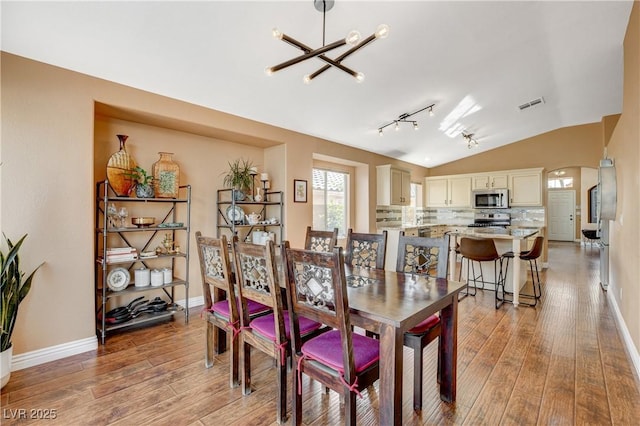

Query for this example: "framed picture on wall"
[294,179,307,203]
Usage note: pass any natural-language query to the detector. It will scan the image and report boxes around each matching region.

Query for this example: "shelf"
[99,195,189,203]
[98,307,183,333]
[98,226,188,233]
[101,279,188,298]
[97,252,187,265]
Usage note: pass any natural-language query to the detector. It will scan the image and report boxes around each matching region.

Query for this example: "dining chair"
[232,239,324,424]
[396,233,450,411]
[304,226,338,252]
[195,232,271,387]
[344,229,388,269]
[284,246,380,426]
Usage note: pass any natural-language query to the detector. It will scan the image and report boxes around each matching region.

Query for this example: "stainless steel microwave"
[472,188,509,209]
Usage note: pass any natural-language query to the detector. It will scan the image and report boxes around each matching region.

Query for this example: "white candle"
[260,173,269,181]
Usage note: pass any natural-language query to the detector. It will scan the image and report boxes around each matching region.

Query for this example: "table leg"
[439,296,458,402]
[378,323,404,426]
[511,239,520,306]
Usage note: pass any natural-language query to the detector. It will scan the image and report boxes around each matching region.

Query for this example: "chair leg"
[533,259,542,298]
[241,340,252,395]
[205,322,214,368]
[292,364,303,426]
[230,332,239,388]
[276,357,287,424]
[346,391,357,426]
[413,342,424,411]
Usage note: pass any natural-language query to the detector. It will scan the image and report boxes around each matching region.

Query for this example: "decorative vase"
[1,345,12,389]
[152,152,180,198]
[106,135,137,196]
[135,184,155,198]
[233,188,246,201]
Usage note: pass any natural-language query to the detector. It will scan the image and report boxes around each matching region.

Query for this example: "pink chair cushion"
[251,311,321,340]
[406,314,440,335]
[212,299,271,319]
[301,330,379,373]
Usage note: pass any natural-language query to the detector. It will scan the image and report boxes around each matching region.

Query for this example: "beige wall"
[1,52,424,355]
[606,1,640,358]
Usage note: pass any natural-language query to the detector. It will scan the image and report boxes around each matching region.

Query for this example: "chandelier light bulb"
[303,74,312,84]
[395,122,400,131]
[265,67,274,76]
[346,30,361,46]
[272,28,283,39]
[379,129,384,136]
[429,107,435,117]
[413,122,419,130]
[355,72,365,82]
[375,24,390,39]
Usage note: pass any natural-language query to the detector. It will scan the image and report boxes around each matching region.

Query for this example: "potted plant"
[1,234,43,389]
[222,158,254,201]
[129,166,155,198]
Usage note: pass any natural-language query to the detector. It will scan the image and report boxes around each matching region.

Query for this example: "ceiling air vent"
[518,97,545,111]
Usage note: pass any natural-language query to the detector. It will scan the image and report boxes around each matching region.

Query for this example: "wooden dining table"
[214,256,466,425]
[344,266,466,425]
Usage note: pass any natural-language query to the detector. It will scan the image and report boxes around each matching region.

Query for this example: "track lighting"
[266,0,389,83]
[377,104,435,135]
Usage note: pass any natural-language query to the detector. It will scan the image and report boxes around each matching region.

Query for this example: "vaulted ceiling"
[1,1,633,167]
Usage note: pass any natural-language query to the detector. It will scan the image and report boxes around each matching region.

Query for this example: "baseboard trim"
[11,296,206,371]
[11,336,98,372]
[607,287,640,382]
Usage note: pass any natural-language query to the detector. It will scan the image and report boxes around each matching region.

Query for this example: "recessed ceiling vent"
[518,97,545,111]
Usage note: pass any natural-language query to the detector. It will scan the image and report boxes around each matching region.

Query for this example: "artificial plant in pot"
[1,234,43,389]
[222,158,254,201]
[129,166,155,198]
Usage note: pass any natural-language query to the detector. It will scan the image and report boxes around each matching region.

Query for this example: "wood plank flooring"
[2,242,639,425]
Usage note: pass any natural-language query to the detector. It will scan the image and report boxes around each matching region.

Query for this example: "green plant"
[222,158,254,194]
[128,166,153,186]
[1,234,43,352]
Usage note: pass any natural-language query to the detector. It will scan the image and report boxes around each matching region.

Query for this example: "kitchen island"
[448,227,538,306]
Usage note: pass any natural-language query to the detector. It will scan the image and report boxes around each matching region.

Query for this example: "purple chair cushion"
[301,330,379,373]
[251,311,321,340]
[212,299,271,319]
[406,314,440,335]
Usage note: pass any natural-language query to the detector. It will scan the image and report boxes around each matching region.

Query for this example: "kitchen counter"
[447,227,539,306]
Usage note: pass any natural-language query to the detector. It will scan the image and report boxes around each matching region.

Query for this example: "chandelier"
[462,133,479,149]
[378,104,435,136]
[266,0,389,83]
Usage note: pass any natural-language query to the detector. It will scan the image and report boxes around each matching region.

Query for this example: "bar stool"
[459,237,510,309]
[499,236,544,307]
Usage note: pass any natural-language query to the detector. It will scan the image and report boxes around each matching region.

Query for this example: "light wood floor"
[2,242,639,425]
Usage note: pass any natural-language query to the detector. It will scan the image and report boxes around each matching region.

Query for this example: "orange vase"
[106,135,137,196]
[153,152,180,198]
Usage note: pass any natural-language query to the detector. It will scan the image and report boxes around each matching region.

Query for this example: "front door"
[548,190,575,241]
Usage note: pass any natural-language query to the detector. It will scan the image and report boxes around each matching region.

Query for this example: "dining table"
[343,266,466,425]
[214,254,466,425]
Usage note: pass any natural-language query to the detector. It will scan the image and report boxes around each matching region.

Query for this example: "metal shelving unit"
[95,180,191,344]
[216,189,283,245]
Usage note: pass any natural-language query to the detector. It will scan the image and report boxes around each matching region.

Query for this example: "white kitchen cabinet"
[377,165,411,206]
[508,169,543,206]
[425,176,471,207]
[472,173,508,190]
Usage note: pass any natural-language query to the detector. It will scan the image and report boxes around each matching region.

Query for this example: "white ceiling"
[1,1,633,167]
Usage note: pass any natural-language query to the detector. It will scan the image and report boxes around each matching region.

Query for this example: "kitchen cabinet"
[508,169,543,206]
[95,181,191,345]
[425,176,471,207]
[472,173,508,190]
[377,165,411,206]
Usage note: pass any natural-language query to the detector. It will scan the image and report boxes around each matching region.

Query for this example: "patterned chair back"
[396,234,450,279]
[345,229,387,269]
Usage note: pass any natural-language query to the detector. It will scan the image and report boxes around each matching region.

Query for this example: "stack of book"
[106,247,138,263]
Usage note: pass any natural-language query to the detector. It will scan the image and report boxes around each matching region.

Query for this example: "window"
[312,169,348,237]
[548,177,573,188]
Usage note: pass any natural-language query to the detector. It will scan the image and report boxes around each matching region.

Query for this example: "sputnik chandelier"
[265,0,389,83]
[462,132,479,149]
[378,104,435,136]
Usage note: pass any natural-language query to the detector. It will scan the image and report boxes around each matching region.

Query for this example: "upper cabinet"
[425,176,471,207]
[508,168,543,206]
[377,165,411,206]
[472,173,508,190]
